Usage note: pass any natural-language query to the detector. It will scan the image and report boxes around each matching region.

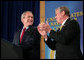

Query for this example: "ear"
[21,18,24,23]
[62,11,65,16]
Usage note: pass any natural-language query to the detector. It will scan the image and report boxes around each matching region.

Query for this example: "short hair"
[21,11,33,19]
[56,6,70,17]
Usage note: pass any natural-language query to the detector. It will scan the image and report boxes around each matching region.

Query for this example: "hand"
[37,22,51,38]
[37,23,46,35]
[37,23,48,39]
[45,21,52,33]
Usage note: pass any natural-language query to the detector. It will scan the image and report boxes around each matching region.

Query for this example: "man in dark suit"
[13,11,40,59]
[37,6,82,59]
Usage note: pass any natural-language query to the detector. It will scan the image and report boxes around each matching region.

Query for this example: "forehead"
[55,9,60,13]
[25,12,33,16]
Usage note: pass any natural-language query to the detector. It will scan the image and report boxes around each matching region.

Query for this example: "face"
[21,12,34,27]
[55,9,63,24]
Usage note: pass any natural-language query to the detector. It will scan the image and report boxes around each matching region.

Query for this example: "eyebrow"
[28,16,33,17]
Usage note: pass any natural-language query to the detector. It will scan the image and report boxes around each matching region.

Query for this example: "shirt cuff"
[45,38,47,41]
[47,32,50,36]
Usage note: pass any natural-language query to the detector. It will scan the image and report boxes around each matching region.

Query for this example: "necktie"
[20,28,26,43]
[60,25,63,31]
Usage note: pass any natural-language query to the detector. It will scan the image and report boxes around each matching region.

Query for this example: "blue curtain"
[1,1,40,42]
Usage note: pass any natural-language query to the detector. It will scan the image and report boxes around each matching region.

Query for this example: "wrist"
[45,38,47,41]
[44,34,47,39]
[48,28,52,33]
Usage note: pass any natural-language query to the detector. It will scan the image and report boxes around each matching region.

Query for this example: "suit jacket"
[13,25,41,59]
[45,18,82,59]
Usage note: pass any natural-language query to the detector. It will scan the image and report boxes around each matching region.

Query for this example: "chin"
[28,24,33,26]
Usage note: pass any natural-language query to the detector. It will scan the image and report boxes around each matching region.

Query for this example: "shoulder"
[14,29,21,35]
[16,28,21,32]
[33,26,41,36]
[30,25,37,31]
[65,19,80,31]
[66,18,80,27]
[69,18,79,24]
[33,26,39,33]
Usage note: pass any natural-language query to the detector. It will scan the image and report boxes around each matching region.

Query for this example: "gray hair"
[56,6,70,17]
[21,11,33,19]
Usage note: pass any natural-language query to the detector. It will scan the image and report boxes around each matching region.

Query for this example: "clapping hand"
[37,23,47,37]
[37,21,51,39]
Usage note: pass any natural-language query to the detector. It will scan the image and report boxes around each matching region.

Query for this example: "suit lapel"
[64,18,71,26]
[21,27,34,43]
[25,27,33,35]
[58,18,71,32]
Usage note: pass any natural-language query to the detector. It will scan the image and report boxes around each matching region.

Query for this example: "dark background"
[1,1,40,42]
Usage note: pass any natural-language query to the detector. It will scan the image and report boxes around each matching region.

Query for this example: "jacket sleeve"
[45,36,56,50]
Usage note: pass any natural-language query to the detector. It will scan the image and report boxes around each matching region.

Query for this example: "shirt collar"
[23,26,29,30]
[62,17,69,26]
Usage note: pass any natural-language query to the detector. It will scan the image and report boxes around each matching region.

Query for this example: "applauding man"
[37,6,82,59]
